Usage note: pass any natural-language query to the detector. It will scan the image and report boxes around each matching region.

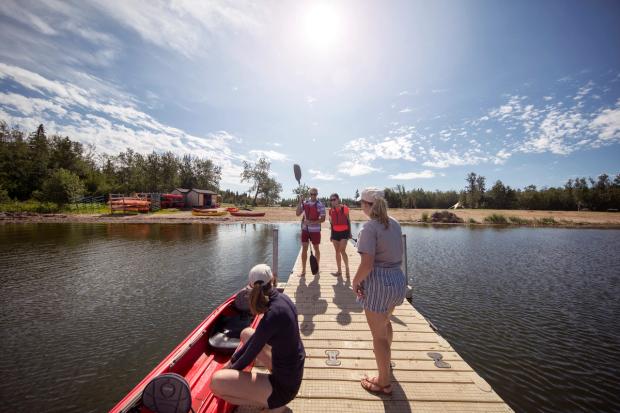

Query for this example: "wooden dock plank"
[239,227,512,412]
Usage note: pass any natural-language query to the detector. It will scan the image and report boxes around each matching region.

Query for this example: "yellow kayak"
[192,209,228,217]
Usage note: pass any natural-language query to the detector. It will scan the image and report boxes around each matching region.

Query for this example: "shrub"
[41,169,85,207]
[431,210,464,223]
[421,212,429,222]
[468,218,478,224]
[484,213,508,224]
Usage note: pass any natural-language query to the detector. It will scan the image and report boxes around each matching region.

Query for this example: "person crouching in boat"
[210,264,305,412]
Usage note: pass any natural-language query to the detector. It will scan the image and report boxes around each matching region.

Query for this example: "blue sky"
[1,0,619,198]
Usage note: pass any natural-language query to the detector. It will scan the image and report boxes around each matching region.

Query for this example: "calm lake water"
[1,223,619,412]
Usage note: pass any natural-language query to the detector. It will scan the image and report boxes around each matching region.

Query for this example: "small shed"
[171,188,191,207]
[187,189,219,208]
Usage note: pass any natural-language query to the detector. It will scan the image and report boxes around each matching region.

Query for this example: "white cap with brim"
[356,187,384,203]
[249,264,272,286]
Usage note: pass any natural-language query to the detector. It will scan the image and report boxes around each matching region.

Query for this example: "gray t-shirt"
[356,216,403,269]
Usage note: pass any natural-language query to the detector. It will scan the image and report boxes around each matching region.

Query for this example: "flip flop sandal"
[361,376,392,395]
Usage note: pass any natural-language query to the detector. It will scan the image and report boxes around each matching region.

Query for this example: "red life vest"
[303,201,320,221]
[329,205,350,232]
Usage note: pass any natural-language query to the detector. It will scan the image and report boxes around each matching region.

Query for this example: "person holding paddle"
[328,193,351,277]
[295,187,325,276]
[351,187,406,396]
[210,264,305,412]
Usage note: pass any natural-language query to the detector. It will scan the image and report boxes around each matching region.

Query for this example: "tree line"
[383,172,620,211]
[0,121,282,206]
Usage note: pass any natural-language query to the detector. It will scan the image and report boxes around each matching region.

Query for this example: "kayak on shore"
[109,290,260,413]
[192,209,228,217]
[230,211,266,217]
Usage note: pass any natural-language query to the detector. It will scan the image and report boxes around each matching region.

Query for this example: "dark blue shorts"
[267,358,305,408]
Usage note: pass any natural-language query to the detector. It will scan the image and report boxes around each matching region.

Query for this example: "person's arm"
[295,198,304,217]
[318,202,326,223]
[352,253,374,297]
[229,314,275,371]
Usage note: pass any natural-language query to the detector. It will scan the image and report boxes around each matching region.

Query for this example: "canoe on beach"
[109,290,261,413]
[229,211,266,217]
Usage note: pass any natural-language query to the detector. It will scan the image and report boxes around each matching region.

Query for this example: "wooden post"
[272,227,279,286]
[402,233,413,299]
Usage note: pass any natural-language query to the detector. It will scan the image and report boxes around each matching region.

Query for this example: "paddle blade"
[310,254,319,275]
[294,164,302,184]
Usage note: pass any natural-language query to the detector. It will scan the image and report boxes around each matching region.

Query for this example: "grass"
[535,217,558,226]
[468,218,478,224]
[152,208,181,214]
[484,213,509,224]
[421,212,430,222]
[508,216,532,225]
[0,200,61,213]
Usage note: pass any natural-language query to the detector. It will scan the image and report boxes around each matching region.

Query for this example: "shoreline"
[2,207,620,228]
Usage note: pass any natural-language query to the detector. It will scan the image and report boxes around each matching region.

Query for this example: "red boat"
[230,211,266,217]
[110,290,260,413]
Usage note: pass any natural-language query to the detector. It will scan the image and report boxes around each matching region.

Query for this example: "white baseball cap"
[356,187,384,203]
[248,264,273,286]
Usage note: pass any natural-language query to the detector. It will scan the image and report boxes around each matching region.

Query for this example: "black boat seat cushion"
[208,313,253,354]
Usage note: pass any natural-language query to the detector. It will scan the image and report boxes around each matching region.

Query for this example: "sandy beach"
[2,207,619,227]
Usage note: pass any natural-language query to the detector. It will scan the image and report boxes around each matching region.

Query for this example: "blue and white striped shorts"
[357,266,406,313]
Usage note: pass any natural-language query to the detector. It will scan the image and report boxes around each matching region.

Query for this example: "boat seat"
[208,312,253,354]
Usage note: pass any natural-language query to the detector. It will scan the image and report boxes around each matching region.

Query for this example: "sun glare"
[302,4,342,51]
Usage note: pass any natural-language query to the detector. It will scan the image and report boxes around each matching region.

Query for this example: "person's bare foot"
[299,271,306,277]
[331,271,342,277]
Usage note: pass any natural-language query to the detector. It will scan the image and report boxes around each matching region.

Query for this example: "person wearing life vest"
[295,187,326,276]
[329,193,351,277]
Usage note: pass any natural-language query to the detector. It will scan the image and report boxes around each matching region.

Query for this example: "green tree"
[41,168,85,206]
[241,158,272,206]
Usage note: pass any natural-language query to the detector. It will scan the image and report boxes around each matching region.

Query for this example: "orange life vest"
[329,205,350,232]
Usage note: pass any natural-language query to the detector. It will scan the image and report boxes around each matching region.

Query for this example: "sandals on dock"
[361,376,392,395]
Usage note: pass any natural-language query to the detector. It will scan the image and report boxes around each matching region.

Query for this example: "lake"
[1,223,619,412]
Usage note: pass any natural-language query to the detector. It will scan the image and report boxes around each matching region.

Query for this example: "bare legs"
[364,306,396,390]
[211,328,284,412]
[301,242,320,275]
[331,239,349,276]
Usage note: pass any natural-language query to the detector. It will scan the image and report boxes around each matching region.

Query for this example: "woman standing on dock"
[210,264,305,412]
[352,187,406,395]
[328,193,351,277]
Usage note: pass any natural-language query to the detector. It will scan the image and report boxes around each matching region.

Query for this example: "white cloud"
[590,103,620,141]
[248,149,289,161]
[399,107,413,113]
[88,0,263,58]
[543,96,553,101]
[308,169,340,181]
[389,170,436,180]
[422,148,488,168]
[306,96,317,105]
[337,161,381,177]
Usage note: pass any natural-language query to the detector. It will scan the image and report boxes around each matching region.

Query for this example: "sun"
[302,3,342,52]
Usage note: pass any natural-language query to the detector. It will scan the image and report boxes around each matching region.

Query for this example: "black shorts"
[330,230,350,241]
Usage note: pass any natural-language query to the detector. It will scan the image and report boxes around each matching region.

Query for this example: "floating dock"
[251,227,513,412]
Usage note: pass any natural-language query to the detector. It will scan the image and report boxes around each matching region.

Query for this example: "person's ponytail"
[249,281,271,314]
[370,197,390,229]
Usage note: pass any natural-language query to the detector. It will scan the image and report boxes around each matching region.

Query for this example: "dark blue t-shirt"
[230,289,305,385]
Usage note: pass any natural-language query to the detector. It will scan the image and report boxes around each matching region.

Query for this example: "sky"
[1,0,619,198]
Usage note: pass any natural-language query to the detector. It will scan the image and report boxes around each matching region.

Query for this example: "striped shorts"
[357,266,406,313]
